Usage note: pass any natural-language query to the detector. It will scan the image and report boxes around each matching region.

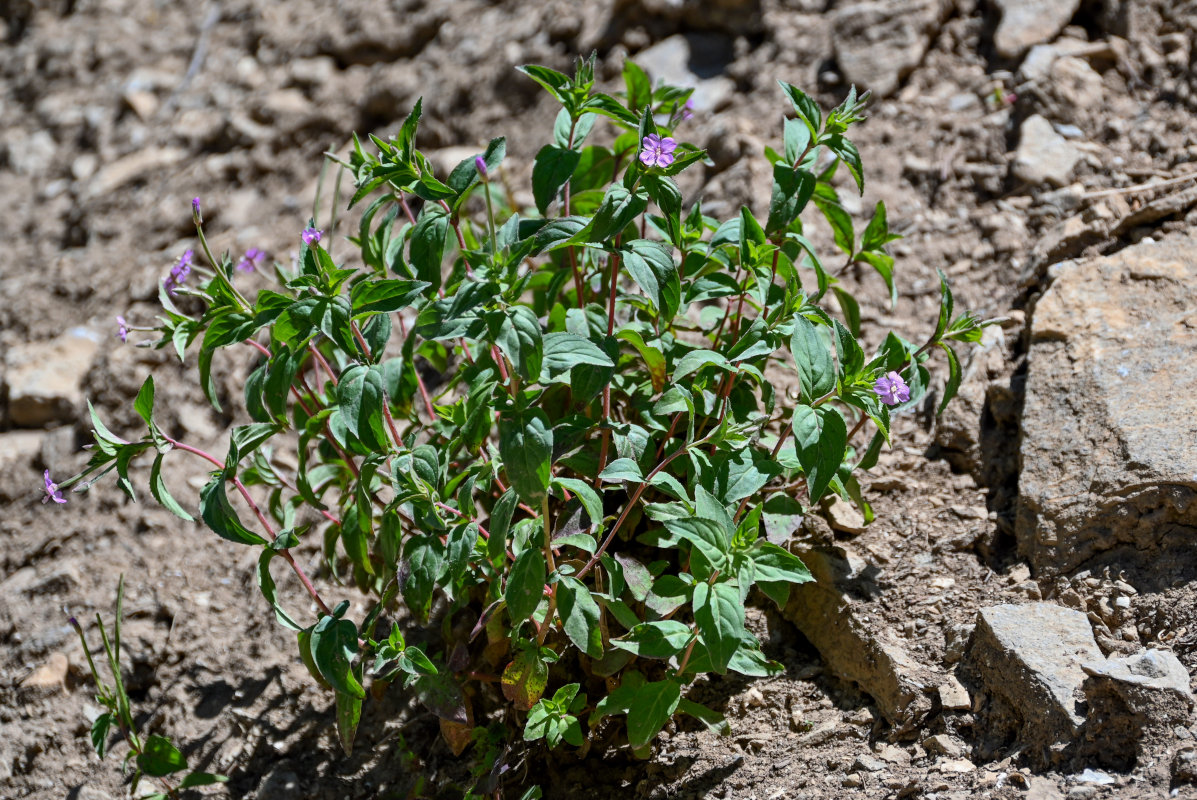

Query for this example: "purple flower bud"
[638,133,678,169]
[191,197,202,224]
[873,370,911,406]
[302,227,323,246]
[474,155,488,180]
[164,249,194,295]
[42,470,66,505]
[116,315,129,342]
[681,98,694,121]
[236,247,265,272]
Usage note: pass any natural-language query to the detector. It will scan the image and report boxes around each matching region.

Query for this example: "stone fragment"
[5,129,57,176]
[938,677,971,710]
[633,34,735,112]
[851,753,887,772]
[1012,115,1081,187]
[783,546,941,732]
[830,0,952,98]
[20,652,69,693]
[923,734,966,758]
[963,603,1102,767]
[87,147,186,198]
[934,758,976,773]
[825,496,866,535]
[0,431,44,501]
[3,329,101,427]
[1080,649,1194,769]
[1026,777,1065,800]
[992,0,1082,60]
[122,88,158,121]
[1017,234,1197,574]
[1174,747,1197,784]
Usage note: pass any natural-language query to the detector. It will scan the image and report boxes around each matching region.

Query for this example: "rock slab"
[1081,649,1194,770]
[783,545,940,732]
[964,603,1102,766]
[1013,114,1081,187]
[3,329,100,427]
[1017,234,1197,574]
[831,0,953,98]
[992,0,1083,60]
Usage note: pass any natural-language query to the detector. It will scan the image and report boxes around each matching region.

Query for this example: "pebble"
[20,652,69,694]
[852,753,887,773]
[1012,114,1081,187]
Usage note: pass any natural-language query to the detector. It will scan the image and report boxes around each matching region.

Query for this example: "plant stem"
[164,436,332,617]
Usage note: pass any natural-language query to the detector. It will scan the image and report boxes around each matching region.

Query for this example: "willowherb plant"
[50,55,992,788]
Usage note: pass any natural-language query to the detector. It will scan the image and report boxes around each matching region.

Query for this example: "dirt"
[3,0,1197,798]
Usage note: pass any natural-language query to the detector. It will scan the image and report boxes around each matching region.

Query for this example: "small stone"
[876,743,911,765]
[842,774,864,788]
[3,329,101,427]
[935,758,976,773]
[288,56,335,88]
[938,677,971,710]
[1013,115,1081,187]
[1075,768,1115,785]
[923,734,966,758]
[122,89,158,121]
[992,0,1082,59]
[831,0,952,98]
[852,753,887,773]
[634,35,734,111]
[5,129,57,176]
[1066,786,1097,800]
[744,686,766,708]
[1173,747,1197,784]
[87,147,186,198]
[826,496,866,534]
[1026,776,1064,800]
[20,652,69,694]
[71,153,98,181]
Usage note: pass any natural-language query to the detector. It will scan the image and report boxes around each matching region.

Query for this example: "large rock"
[3,329,101,427]
[1017,234,1197,574]
[992,0,1083,60]
[830,0,953,98]
[1080,649,1194,771]
[963,603,1102,766]
[783,545,941,732]
[633,34,735,112]
[1012,115,1081,187]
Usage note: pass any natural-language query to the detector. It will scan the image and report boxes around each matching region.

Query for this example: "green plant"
[69,577,226,798]
[49,55,992,792]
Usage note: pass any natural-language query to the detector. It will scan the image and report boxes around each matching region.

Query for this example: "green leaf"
[495,306,544,382]
[136,735,187,777]
[133,376,154,427]
[502,648,549,711]
[938,341,962,415]
[337,364,391,452]
[934,269,954,341]
[150,454,193,522]
[257,550,304,631]
[621,239,680,318]
[335,686,363,756]
[623,58,653,111]
[585,183,648,244]
[832,318,865,378]
[199,478,268,546]
[599,457,643,484]
[409,205,449,292]
[779,80,822,139]
[506,547,546,625]
[766,165,817,236]
[611,621,693,659]
[693,581,745,674]
[90,712,114,758]
[790,316,836,402]
[672,349,731,382]
[616,328,666,393]
[626,678,682,749]
[532,144,581,214]
[677,698,730,735]
[553,477,603,531]
[791,405,847,503]
[714,447,781,504]
[541,332,614,382]
[488,488,519,563]
[517,64,571,103]
[350,278,430,316]
[751,542,813,586]
[401,535,441,620]
[557,576,603,658]
[177,773,228,789]
[825,133,864,193]
[661,517,728,570]
[499,409,553,504]
[310,614,365,699]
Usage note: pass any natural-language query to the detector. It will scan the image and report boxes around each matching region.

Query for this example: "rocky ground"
[2,0,1197,798]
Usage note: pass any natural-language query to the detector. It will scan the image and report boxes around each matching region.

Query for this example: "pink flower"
[116,316,129,342]
[873,371,911,406]
[302,227,323,246]
[638,134,677,169]
[42,470,66,505]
